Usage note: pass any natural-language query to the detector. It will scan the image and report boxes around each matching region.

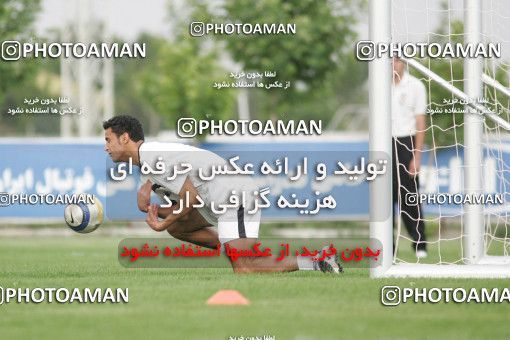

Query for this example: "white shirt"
[392,72,427,137]
[138,141,255,223]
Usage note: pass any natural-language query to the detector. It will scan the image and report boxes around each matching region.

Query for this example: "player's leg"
[396,136,427,255]
[226,237,297,273]
[225,238,341,274]
[163,208,220,249]
[399,174,427,253]
[220,207,342,274]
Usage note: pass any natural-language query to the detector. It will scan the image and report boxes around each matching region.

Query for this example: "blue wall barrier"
[0,139,508,222]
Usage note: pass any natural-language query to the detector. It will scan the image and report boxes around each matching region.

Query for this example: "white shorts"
[199,206,261,244]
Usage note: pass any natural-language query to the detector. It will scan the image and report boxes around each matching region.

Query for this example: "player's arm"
[155,206,191,221]
[145,177,200,232]
[414,114,426,154]
[138,179,191,220]
[137,179,152,213]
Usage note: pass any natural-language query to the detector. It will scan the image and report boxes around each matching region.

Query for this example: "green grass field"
[0,234,509,340]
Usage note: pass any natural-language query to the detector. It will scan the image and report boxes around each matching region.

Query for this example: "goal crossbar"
[482,73,510,99]
[404,57,510,131]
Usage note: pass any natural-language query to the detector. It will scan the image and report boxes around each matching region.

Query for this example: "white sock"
[297,256,315,271]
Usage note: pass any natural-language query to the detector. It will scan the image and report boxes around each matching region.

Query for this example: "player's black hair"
[102,115,145,142]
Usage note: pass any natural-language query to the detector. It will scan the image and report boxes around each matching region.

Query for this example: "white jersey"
[392,72,427,137]
[138,141,256,226]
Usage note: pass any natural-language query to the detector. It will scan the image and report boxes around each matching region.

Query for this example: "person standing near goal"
[392,57,428,259]
[103,115,342,274]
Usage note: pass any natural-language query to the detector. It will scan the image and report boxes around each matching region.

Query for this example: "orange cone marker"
[206,290,250,305]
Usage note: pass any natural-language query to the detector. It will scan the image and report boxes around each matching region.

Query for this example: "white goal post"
[369,0,510,278]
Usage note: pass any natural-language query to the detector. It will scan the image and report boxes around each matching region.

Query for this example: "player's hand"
[408,158,420,177]
[145,203,166,232]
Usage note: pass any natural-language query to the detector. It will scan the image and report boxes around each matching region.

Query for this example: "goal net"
[370,0,510,277]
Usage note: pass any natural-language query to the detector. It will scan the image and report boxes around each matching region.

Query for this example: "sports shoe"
[313,246,343,274]
[416,250,428,259]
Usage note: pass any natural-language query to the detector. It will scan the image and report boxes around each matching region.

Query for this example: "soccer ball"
[64,196,104,233]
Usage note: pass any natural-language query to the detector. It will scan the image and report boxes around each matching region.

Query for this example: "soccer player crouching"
[103,115,342,274]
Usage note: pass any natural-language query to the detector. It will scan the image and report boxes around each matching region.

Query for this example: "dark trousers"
[392,136,426,251]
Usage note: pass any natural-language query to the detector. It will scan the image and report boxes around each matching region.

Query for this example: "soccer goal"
[369,0,510,278]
